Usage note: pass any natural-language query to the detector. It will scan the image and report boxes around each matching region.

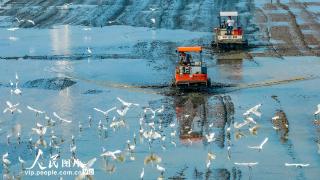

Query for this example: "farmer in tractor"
[180,52,191,65]
[180,52,186,65]
[226,16,235,35]
[185,53,191,65]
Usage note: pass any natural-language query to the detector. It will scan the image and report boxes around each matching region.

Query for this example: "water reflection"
[191,167,241,180]
[49,26,74,137]
[209,95,234,148]
[216,58,243,81]
[50,25,71,55]
[175,93,208,144]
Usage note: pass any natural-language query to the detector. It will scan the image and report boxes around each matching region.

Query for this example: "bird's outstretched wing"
[3,108,9,113]
[53,112,72,123]
[93,108,106,114]
[6,101,13,107]
[86,158,97,168]
[260,137,269,147]
[106,107,116,113]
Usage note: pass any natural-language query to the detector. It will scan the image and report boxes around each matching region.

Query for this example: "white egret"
[248,137,268,151]
[53,112,72,123]
[285,163,310,168]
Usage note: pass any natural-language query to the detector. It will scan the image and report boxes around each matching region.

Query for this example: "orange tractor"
[174,46,210,87]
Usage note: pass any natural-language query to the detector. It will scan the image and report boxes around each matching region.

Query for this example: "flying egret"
[243,104,262,118]
[15,17,24,23]
[285,163,310,168]
[144,108,156,119]
[100,150,122,160]
[116,106,130,117]
[3,101,22,114]
[171,141,176,147]
[234,162,258,168]
[117,97,139,107]
[208,152,216,161]
[248,137,268,151]
[32,125,47,136]
[74,158,96,180]
[205,133,215,143]
[150,18,156,24]
[149,8,158,11]
[94,107,116,117]
[7,27,19,31]
[27,105,45,116]
[156,164,165,174]
[234,120,249,129]
[53,112,72,123]
[27,19,35,25]
[245,116,257,124]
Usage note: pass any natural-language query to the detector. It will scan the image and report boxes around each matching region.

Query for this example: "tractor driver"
[180,52,186,65]
[179,52,191,65]
[185,53,191,65]
[226,16,235,35]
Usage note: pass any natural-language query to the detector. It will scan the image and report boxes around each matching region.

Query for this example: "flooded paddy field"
[0,0,319,180]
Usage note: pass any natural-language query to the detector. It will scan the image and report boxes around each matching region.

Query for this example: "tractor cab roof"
[219,11,238,17]
[177,46,202,53]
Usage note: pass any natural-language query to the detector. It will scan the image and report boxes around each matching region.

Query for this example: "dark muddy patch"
[82,89,104,95]
[22,77,76,90]
[0,54,140,61]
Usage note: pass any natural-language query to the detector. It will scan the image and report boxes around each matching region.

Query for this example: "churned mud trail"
[253,0,320,57]
[254,7,283,58]
[275,0,314,56]
[271,98,307,179]
[290,0,320,55]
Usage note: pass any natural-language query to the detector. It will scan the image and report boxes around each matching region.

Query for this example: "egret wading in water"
[140,167,144,179]
[87,47,92,55]
[314,104,320,119]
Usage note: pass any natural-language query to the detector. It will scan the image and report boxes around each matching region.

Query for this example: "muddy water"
[0,0,320,180]
[0,25,319,180]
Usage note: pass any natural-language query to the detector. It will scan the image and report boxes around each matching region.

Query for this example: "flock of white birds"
[1,72,319,180]
[1,1,319,178]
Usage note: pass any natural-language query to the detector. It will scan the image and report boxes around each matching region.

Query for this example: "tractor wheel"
[207,78,211,87]
[243,40,249,48]
[171,79,176,87]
